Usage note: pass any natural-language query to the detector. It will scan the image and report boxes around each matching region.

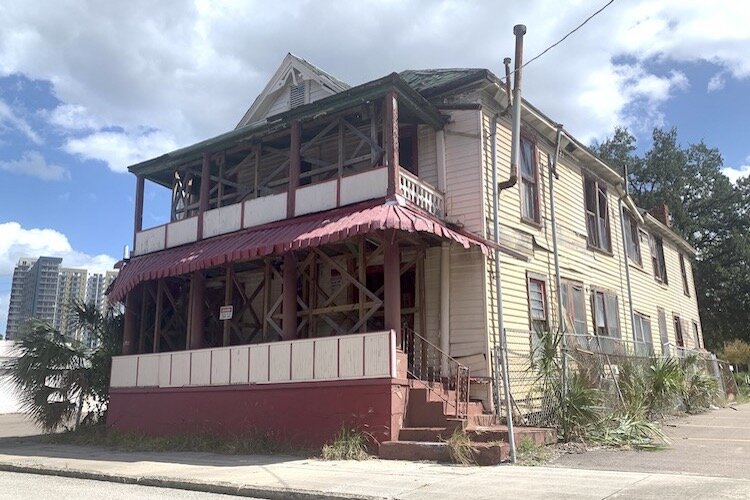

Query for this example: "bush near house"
[9,301,122,432]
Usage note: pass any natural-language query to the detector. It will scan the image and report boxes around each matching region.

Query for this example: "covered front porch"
[107,201,490,445]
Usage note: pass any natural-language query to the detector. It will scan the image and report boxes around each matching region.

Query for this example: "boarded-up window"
[650,234,668,283]
[561,280,586,335]
[673,315,684,347]
[624,212,641,265]
[592,289,620,337]
[657,307,668,354]
[692,321,701,348]
[584,177,610,251]
[680,254,690,296]
[520,136,539,223]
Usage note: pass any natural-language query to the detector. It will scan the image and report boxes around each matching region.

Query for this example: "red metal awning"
[108,200,489,303]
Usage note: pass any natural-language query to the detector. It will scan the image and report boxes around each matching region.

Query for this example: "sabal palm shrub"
[9,300,122,431]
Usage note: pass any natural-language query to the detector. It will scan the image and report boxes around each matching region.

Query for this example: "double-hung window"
[650,234,668,283]
[527,277,548,332]
[633,312,654,355]
[623,212,641,265]
[560,280,587,336]
[520,136,540,223]
[592,289,620,338]
[584,177,611,251]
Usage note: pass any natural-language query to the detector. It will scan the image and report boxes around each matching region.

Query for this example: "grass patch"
[46,423,307,456]
[516,436,551,466]
[320,428,371,460]
[444,429,476,465]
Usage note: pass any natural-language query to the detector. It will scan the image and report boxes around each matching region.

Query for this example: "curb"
[0,463,388,500]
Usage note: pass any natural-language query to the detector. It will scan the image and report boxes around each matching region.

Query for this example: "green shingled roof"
[399,68,491,96]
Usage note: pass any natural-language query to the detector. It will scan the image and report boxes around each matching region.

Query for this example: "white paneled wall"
[110,330,396,389]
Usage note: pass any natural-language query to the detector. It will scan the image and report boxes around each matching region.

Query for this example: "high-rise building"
[5,257,36,340]
[85,270,119,315]
[5,256,63,340]
[54,268,88,339]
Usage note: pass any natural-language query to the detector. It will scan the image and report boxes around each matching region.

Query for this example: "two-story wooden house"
[106,54,704,450]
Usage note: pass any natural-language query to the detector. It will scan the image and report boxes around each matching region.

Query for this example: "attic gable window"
[289,82,307,109]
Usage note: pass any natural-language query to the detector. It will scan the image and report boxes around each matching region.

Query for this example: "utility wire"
[509,0,618,76]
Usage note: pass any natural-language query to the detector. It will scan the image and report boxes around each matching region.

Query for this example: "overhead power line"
[511,0,618,75]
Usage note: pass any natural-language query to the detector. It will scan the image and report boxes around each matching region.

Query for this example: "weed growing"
[321,428,371,460]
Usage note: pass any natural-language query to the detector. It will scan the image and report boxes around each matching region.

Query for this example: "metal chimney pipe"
[508,24,526,186]
[503,57,512,114]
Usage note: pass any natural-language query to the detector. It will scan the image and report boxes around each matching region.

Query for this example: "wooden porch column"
[383,229,402,344]
[122,290,137,355]
[287,121,301,217]
[189,271,205,349]
[133,174,145,251]
[223,264,233,346]
[384,91,400,197]
[282,252,298,340]
[197,153,210,240]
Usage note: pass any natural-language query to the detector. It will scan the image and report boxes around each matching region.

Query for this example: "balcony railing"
[133,166,446,256]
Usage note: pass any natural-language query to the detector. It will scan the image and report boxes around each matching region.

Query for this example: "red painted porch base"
[107,378,407,448]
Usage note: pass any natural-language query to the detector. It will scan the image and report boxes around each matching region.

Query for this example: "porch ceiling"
[108,199,490,303]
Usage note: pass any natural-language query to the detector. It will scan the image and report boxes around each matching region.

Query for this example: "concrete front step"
[468,425,557,445]
[379,440,509,465]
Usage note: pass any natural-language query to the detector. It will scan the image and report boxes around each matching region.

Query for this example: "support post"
[223,264,234,346]
[133,174,145,251]
[282,252,298,340]
[384,91,400,197]
[439,242,450,374]
[123,291,137,355]
[288,121,301,217]
[153,280,164,353]
[189,271,205,350]
[383,230,401,344]
[198,153,210,240]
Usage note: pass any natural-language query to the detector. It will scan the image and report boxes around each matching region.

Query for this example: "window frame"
[583,176,612,253]
[673,314,684,347]
[692,321,701,349]
[519,134,541,225]
[526,274,549,333]
[560,278,587,336]
[591,288,620,338]
[623,211,642,265]
[633,312,653,346]
[650,234,668,284]
[679,254,690,297]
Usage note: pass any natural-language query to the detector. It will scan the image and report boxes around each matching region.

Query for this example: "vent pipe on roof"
[498,24,526,191]
[502,57,512,115]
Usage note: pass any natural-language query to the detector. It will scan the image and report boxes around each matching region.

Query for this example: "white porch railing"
[110,330,396,389]
[399,169,445,218]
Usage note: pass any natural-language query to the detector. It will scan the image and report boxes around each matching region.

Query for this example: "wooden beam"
[189,271,205,349]
[287,121,301,218]
[262,258,271,340]
[384,92,400,197]
[223,264,233,346]
[133,175,145,250]
[138,283,148,354]
[123,290,137,355]
[282,252,297,340]
[383,229,401,343]
[198,153,210,239]
[359,236,367,333]
[153,280,164,353]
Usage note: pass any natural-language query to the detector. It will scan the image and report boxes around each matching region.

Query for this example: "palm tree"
[8,300,122,432]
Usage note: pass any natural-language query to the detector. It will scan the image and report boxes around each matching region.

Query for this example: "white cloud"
[0,221,117,277]
[723,163,750,183]
[0,150,69,181]
[63,129,177,173]
[0,0,748,157]
[707,73,725,92]
[0,99,41,144]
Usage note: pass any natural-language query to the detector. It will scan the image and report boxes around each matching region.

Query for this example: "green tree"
[593,127,750,350]
[9,301,122,432]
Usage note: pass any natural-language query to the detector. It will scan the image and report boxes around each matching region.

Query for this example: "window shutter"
[605,293,620,338]
[289,82,306,109]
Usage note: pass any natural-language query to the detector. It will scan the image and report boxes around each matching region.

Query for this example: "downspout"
[619,166,637,351]
[493,23,526,465]
[549,125,568,396]
[437,129,450,375]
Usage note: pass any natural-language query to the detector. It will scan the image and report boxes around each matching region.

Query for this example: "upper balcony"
[130,82,447,257]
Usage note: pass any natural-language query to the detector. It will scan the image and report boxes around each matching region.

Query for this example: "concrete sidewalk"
[0,439,748,499]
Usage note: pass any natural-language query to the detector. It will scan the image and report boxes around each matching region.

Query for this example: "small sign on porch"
[219,305,234,320]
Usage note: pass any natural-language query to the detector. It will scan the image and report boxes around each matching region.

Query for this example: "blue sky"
[1,1,749,334]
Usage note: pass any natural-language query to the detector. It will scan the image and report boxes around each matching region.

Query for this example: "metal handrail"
[400,326,470,419]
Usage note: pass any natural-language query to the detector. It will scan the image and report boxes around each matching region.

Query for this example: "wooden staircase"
[379,382,556,465]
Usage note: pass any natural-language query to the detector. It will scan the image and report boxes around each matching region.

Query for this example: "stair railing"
[401,326,470,419]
